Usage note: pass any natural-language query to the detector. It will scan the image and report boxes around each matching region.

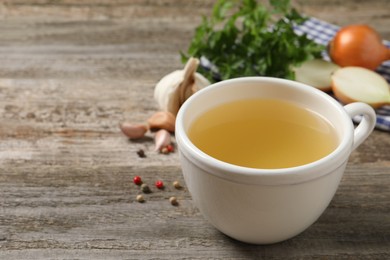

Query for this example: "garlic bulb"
[154,57,210,116]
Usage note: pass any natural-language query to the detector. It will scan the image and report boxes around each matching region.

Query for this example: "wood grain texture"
[0,0,389,259]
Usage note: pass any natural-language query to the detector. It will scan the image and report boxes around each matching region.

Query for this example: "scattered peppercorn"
[169,196,178,206]
[133,176,142,185]
[155,180,164,189]
[136,194,145,203]
[173,181,182,189]
[141,183,151,193]
[136,149,146,158]
[160,147,169,154]
[166,144,174,153]
[160,144,174,154]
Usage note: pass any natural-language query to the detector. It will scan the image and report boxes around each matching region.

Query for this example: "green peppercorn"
[141,183,151,193]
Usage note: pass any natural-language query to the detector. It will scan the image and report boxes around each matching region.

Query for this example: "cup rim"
[175,77,354,185]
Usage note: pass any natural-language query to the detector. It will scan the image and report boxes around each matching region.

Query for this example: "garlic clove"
[119,122,148,139]
[147,111,176,132]
[154,129,172,152]
[178,57,201,105]
[192,71,210,93]
[154,57,210,116]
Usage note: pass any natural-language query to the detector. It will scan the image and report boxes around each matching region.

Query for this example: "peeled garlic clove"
[154,129,171,151]
[119,122,148,139]
[147,111,176,132]
[154,57,210,116]
[331,66,390,108]
[293,59,340,91]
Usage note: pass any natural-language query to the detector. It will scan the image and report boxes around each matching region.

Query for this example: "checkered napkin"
[294,17,390,131]
[200,17,390,131]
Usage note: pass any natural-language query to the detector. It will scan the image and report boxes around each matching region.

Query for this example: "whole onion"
[329,24,390,70]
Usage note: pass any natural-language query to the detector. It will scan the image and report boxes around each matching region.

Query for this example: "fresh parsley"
[181,0,324,82]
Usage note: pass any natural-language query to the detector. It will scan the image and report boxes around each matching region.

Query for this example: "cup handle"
[344,102,376,151]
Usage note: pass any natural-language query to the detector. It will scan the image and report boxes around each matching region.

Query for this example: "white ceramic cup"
[175,77,376,244]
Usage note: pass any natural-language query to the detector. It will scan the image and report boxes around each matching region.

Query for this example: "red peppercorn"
[166,144,174,153]
[155,180,164,189]
[133,176,142,185]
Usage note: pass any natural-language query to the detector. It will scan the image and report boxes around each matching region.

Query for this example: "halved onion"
[293,59,340,91]
[331,66,390,108]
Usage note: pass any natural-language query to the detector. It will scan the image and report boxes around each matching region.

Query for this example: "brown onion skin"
[329,24,390,70]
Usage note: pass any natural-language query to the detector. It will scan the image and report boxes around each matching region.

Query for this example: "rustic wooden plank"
[295,0,390,38]
[0,164,389,258]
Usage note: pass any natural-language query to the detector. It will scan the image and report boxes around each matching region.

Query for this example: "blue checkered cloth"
[294,17,390,132]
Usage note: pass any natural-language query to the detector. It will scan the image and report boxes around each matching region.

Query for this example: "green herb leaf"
[182,0,325,82]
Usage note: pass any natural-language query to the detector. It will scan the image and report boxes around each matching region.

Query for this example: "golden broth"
[188,98,338,169]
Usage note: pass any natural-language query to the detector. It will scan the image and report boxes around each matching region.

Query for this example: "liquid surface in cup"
[188,98,338,169]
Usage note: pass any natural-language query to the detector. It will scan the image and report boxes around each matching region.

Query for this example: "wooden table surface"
[0,0,389,259]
